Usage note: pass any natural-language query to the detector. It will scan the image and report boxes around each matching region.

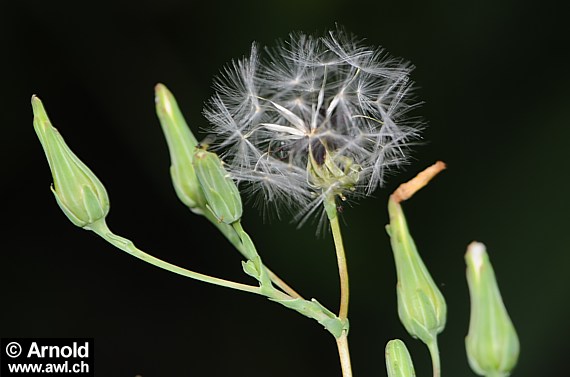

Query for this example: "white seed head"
[204,28,423,220]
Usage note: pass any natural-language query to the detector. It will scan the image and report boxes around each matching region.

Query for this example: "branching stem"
[203,210,303,299]
[88,219,262,295]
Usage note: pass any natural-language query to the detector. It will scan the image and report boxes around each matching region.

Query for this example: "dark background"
[2,1,569,376]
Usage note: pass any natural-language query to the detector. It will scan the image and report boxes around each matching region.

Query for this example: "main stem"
[325,196,352,377]
[336,334,353,377]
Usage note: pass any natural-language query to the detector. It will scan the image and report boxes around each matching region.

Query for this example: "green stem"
[87,219,262,295]
[325,197,350,320]
[88,219,340,338]
[427,339,441,377]
[324,195,352,377]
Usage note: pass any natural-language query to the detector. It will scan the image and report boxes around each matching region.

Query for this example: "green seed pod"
[386,198,447,346]
[155,83,206,214]
[193,149,242,224]
[465,242,519,377]
[32,96,109,228]
[385,339,416,377]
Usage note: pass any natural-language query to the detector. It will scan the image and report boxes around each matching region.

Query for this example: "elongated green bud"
[465,242,519,377]
[155,83,206,214]
[386,198,447,345]
[385,339,416,377]
[193,149,242,224]
[33,96,109,228]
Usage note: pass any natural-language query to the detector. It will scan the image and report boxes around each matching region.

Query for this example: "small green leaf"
[241,260,260,280]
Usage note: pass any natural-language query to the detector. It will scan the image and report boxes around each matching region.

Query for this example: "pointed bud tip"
[466,241,486,270]
[31,95,44,113]
[154,83,164,103]
[154,83,175,116]
[31,95,52,136]
[154,83,167,98]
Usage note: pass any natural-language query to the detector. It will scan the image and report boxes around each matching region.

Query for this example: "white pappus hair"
[203,28,423,223]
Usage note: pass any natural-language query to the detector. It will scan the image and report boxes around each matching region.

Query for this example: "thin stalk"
[88,219,261,295]
[325,198,350,320]
[427,339,441,377]
[336,332,353,377]
[325,195,352,377]
[266,269,302,298]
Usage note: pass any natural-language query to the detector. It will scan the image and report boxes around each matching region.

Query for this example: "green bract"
[155,83,206,214]
[386,198,447,346]
[465,242,519,377]
[385,339,416,377]
[307,151,360,197]
[32,96,109,228]
[193,149,242,224]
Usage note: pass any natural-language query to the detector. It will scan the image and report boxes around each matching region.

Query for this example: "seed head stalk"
[202,28,423,377]
[325,195,350,320]
[325,195,352,377]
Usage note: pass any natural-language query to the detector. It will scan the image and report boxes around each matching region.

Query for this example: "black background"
[2,1,569,376]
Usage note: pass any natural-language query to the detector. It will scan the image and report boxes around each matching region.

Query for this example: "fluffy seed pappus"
[203,27,423,224]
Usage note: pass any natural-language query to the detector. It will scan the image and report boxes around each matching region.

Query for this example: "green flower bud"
[385,339,416,377]
[193,149,242,224]
[155,83,206,214]
[32,96,109,228]
[465,242,519,377]
[386,198,447,345]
